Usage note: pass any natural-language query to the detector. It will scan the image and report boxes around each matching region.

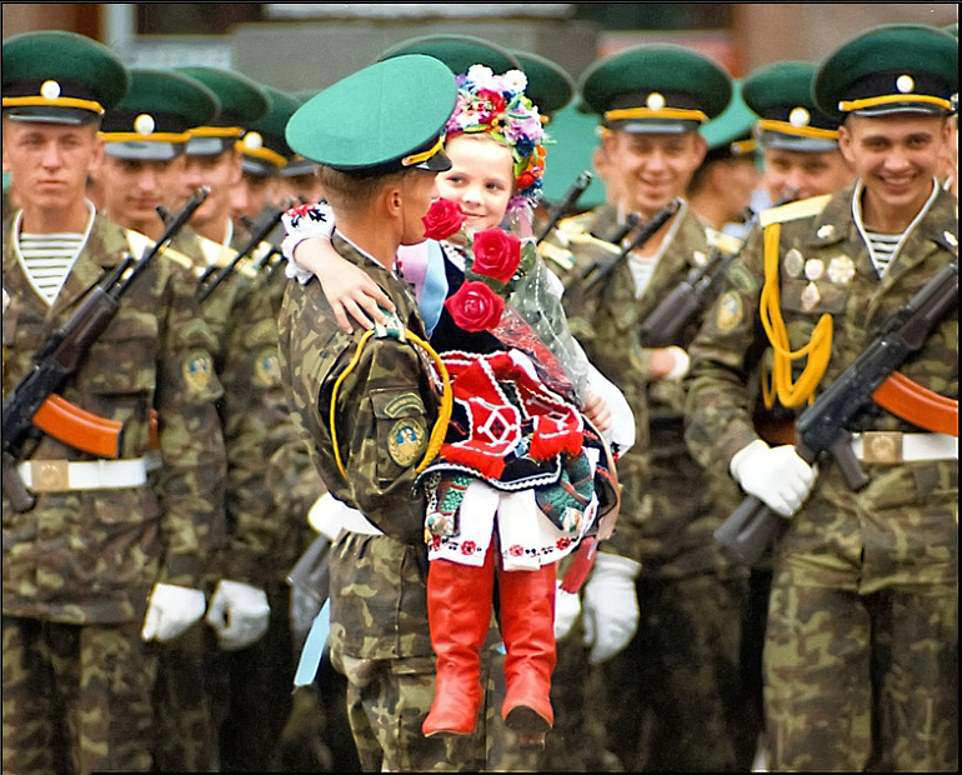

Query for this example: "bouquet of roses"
[422,198,591,403]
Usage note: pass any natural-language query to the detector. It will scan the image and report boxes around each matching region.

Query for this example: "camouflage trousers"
[595,573,755,771]
[2,616,157,775]
[765,579,958,770]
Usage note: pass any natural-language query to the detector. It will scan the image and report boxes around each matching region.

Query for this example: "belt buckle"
[30,460,70,492]
[861,431,903,465]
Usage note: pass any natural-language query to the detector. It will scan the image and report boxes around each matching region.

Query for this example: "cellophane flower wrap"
[444,218,591,404]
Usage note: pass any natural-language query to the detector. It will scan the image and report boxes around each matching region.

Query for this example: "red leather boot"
[497,560,557,732]
[421,544,495,737]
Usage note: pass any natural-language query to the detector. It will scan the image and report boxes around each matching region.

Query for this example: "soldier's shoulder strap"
[124,228,193,271]
[193,232,259,278]
[759,194,832,228]
[707,228,744,256]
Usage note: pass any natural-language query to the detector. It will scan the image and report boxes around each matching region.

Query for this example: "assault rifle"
[598,212,640,245]
[196,201,291,302]
[536,170,593,245]
[714,258,959,566]
[639,190,798,347]
[1,187,210,512]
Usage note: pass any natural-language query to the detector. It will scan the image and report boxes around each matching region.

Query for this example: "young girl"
[282,65,632,738]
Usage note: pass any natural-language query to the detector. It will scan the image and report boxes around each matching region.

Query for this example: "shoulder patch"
[124,228,195,270]
[708,230,744,256]
[759,194,832,228]
[182,348,215,394]
[193,232,239,268]
[381,391,425,419]
[715,291,744,333]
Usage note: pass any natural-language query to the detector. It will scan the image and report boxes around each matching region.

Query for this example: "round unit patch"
[253,346,281,387]
[182,350,214,394]
[716,291,743,333]
[388,417,427,467]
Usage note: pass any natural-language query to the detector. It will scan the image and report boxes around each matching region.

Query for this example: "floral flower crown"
[445,64,548,216]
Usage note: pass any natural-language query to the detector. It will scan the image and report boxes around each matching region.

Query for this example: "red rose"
[422,197,466,241]
[444,281,505,333]
[516,171,535,190]
[461,540,477,555]
[471,229,521,284]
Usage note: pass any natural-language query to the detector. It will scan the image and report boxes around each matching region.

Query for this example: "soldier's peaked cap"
[100,68,219,162]
[580,44,732,134]
[174,66,269,156]
[377,34,519,75]
[286,55,456,174]
[743,61,840,153]
[511,49,575,116]
[814,24,958,120]
[238,84,301,177]
[2,30,128,125]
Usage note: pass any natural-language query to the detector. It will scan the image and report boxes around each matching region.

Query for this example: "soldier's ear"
[691,133,708,167]
[837,124,856,166]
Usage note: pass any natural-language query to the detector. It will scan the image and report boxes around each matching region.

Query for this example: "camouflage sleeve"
[154,263,227,588]
[217,281,291,586]
[317,336,432,543]
[684,228,767,471]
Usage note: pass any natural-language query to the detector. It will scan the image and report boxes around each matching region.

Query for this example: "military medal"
[827,255,856,285]
[783,248,804,278]
[800,281,821,311]
[804,258,825,281]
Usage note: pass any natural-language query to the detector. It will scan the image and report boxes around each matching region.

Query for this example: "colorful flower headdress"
[445,64,548,216]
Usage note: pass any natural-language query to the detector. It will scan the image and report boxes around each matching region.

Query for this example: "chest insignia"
[827,255,856,285]
[715,291,743,333]
[800,281,821,311]
[783,248,804,278]
[804,258,825,282]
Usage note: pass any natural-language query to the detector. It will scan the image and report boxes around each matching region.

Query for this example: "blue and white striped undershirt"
[13,201,95,305]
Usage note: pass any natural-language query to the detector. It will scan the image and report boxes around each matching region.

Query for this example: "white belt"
[144,449,163,472]
[850,432,958,465]
[18,457,149,493]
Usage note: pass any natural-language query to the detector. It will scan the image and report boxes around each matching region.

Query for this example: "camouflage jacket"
[170,226,292,587]
[686,182,958,588]
[542,201,744,576]
[2,212,226,624]
[277,232,438,545]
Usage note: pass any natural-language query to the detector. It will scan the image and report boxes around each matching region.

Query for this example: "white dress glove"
[730,439,818,518]
[141,583,206,642]
[205,579,271,651]
[553,580,581,642]
[581,552,642,664]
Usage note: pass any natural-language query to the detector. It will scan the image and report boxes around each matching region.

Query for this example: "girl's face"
[435,134,514,232]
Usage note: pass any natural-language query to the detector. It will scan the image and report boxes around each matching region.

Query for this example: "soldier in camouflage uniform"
[538,45,756,771]
[277,55,463,772]
[1,32,226,775]
[685,25,958,771]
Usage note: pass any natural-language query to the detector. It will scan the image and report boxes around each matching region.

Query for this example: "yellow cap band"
[235,142,288,168]
[401,134,444,167]
[2,95,105,115]
[98,131,190,143]
[729,138,758,155]
[838,94,952,113]
[757,119,840,141]
[604,106,709,124]
[187,125,245,138]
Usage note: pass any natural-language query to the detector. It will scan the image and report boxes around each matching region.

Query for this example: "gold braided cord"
[838,94,952,112]
[3,95,104,114]
[401,135,445,167]
[603,106,708,123]
[756,119,839,140]
[234,142,287,168]
[329,328,452,480]
[98,131,190,143]
[759,222,833,409]
[187,125,245,138]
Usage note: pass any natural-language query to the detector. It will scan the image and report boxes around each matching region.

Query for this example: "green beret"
[539,103,606,210]
[511,50,574,116]
[175,66,269,156]
[286,54,455,174]
[377,34,519,75]
[814,24,958,121]
[100,68,219,162]
[2,30,128,124]
[743,61,840,153]
[238,84,301,177]
[580,44,732,134]
[699,81,759,160]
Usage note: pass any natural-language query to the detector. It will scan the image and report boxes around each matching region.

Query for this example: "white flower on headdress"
[502,69,528,94]
[466,64,495,88]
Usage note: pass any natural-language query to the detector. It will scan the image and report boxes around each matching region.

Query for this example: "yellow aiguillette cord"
[759,222,833,409]
[329,328,453,480]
